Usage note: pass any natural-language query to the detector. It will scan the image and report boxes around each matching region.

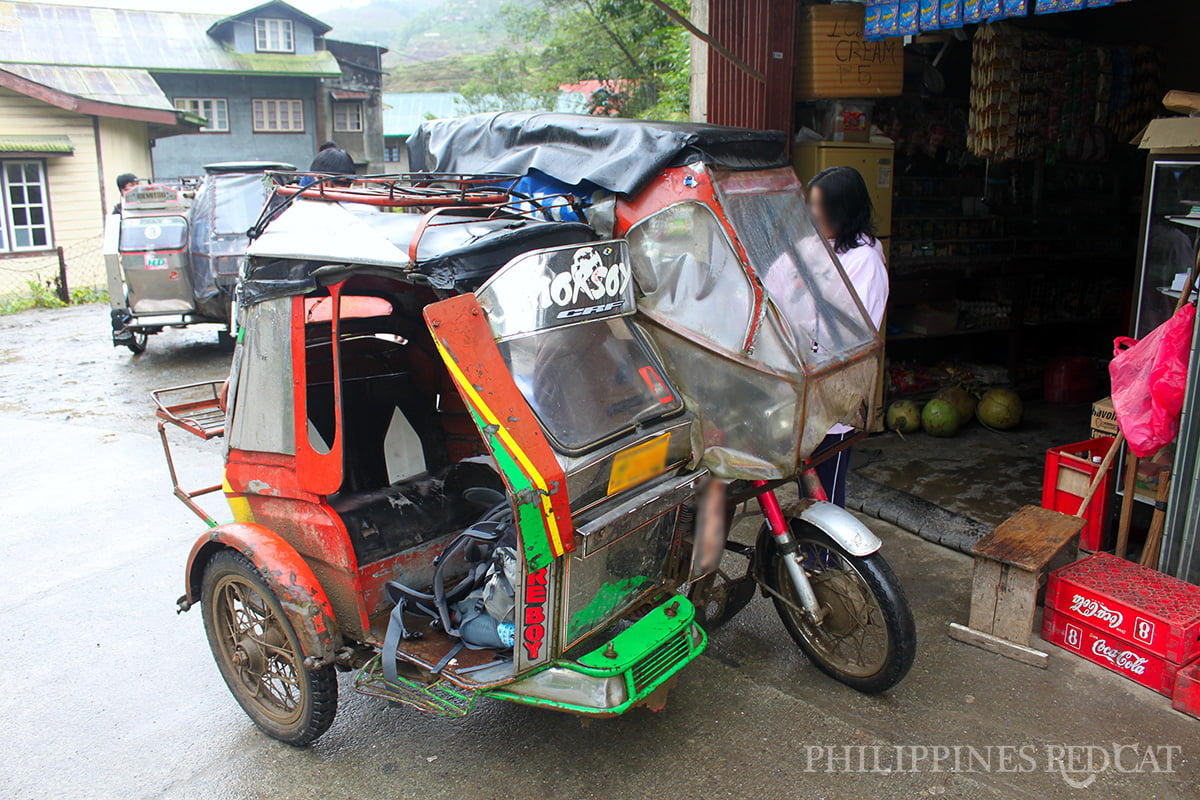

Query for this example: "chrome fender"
[793,499,882,556]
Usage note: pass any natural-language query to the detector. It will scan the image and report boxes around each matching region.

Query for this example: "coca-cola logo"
[1091,638,1149,675]
[1069,594,1124,629]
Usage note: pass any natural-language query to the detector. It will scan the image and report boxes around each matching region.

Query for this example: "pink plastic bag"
[1109,303,1196,458]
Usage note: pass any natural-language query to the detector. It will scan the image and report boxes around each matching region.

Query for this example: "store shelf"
[887,326,1012,341]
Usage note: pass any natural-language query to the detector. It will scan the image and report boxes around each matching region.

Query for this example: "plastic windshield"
[477,241,682,454]
[119,216,188,252]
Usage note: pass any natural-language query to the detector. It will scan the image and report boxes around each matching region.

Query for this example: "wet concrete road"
[1,306,1197,800]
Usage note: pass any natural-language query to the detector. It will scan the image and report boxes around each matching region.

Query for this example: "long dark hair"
[809,166,876,254]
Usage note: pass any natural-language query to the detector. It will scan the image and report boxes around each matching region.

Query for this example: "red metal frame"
[424,293,576,567]
[613,165,766,353]
[152,381,227,526]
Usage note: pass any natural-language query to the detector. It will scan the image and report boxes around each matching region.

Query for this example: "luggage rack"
[151,381,227,527]
[250,171,584,241]
[267,171,521,208]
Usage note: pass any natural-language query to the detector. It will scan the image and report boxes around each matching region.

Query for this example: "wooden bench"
[949,505,1083,667]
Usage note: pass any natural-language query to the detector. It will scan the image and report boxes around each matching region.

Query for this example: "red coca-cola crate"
[1042,437,1114,551]
[1173,659,1200,721]
[1042,608,1184,696]
[1045,552,1200,665]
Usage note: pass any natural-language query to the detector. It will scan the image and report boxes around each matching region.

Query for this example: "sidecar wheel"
[765,520,916,694]
[201,549,338,746]
[125,330,147,354]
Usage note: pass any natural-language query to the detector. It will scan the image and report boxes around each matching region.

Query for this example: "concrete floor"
[855,401,1092,528]
[0,306,1196,800]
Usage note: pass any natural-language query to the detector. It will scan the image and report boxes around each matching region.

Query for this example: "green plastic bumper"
[483,594,706,715]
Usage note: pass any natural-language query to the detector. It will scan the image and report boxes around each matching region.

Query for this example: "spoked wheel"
[201,550,337,746]
[765,521,916,694]
[125,330,147,354]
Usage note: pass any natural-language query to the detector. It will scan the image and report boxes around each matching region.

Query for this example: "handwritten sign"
[795,5,904,100]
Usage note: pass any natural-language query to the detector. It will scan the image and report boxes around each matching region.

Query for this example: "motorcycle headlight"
[502,667,629,710]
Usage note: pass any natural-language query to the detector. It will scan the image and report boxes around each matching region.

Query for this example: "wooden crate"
[794,5,904,100]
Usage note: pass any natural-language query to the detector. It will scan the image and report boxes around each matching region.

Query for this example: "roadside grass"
[0,280,109,315]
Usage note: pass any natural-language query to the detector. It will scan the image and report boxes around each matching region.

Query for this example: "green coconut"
[935,385,978,423]
[886,399,922,434]
[977,388,1023,430]
[921,397,962,437]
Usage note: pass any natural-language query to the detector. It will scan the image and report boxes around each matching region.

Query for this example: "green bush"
[70,285,109,305]
[0,278,65,314]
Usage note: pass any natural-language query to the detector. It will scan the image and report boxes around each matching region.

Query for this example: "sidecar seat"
[331,459,506,565]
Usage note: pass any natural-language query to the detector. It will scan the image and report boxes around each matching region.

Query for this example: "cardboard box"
[1042,608,1185,696]
[815,100,873,142]
[1046,552,1200,664]
[1134,117,1200,152]
[794,5,904,101]
[1090,396,1118,439]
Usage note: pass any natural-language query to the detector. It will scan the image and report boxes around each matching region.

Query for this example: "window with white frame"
[255,17,294,53]
[0,160,51,252]
[173,98,229,132]
[333,102,363,133]
[252,99,305,133]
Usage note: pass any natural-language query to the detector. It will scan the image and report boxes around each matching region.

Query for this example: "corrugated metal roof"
[3,64,174,111]
[382,93,464,137]
[208,1,331,37]
[0,134,73,153]
[0,2,342,76]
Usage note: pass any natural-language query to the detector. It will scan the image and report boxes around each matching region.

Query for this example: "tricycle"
[158,114,914,746]
[105,161,293,354]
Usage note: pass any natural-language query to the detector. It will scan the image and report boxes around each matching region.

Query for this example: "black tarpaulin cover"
[408,112,789,197]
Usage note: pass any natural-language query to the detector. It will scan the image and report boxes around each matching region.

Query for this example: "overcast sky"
[36,0,369,14]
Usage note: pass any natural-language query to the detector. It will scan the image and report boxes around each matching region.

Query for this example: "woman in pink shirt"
[807,166,889,506]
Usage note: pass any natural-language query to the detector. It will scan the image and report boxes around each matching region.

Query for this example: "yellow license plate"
[607,433,671,495]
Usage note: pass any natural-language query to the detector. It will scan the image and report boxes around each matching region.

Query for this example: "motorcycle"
[155,114,914,747]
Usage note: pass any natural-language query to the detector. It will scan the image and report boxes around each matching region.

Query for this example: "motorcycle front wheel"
[765,520,916,694]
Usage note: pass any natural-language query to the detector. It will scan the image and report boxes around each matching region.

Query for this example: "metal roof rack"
[270,171,521,208]
[248,171,586,244]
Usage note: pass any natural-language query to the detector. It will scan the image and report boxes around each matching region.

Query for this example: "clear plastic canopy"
[627,166,882,479]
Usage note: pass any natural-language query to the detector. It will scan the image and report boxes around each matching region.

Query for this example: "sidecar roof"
[408,112,790,197]
[243,198,595,302]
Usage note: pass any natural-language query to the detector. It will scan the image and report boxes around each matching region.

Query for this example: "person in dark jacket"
[111,173,139,213]
[308,142,355,184]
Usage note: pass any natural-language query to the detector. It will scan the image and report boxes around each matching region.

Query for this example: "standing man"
[111,173,139,214]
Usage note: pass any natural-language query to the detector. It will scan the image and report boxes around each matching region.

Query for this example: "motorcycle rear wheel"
[765,520,915,694]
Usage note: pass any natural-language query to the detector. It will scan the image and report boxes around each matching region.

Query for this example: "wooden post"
[55,245,69,304]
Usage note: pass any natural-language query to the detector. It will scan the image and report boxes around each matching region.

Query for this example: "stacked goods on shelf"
[1043,553,1200,707]
[967,23,1164,164]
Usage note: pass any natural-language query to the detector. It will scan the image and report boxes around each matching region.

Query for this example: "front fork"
[752,477,826,624]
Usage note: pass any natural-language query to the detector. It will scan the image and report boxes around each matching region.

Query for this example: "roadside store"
[692,0,1200,718]
[695,0,1198,572]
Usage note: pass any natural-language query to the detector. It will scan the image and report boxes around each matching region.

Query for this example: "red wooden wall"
[705,0,796,136]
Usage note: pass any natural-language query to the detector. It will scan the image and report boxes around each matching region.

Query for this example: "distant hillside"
[323,0,531,68]
[384,53,492,92]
